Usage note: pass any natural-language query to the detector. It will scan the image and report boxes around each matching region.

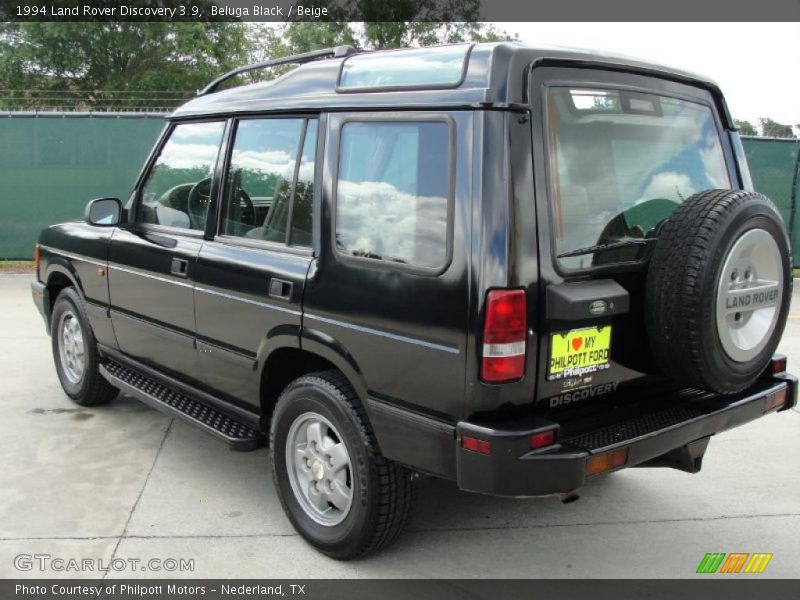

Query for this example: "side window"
[138,121,225,231]
[335,120,451,271]
[220,118,317,247]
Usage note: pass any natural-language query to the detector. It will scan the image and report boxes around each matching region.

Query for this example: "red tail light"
[530,430,556,449]
[461,436,491,455]
[481,289,527,383]
[770,355,787,375]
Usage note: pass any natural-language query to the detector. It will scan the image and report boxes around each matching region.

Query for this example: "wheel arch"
[44,262,83,313]
[258,332,368,434]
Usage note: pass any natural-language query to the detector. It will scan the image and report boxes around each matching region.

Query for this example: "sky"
[500,22,800,134]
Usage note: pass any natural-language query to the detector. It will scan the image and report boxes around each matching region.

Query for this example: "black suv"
[31,43,796,559]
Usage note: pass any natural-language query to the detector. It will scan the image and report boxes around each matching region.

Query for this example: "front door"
[108,119,227,381]
[193,116,318,407]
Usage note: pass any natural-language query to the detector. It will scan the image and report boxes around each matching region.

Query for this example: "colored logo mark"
[696,552,773,574]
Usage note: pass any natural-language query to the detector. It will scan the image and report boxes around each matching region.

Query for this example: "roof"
[172,42,727,122]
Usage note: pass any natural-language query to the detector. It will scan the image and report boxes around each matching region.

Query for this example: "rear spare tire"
[646,189,791,394]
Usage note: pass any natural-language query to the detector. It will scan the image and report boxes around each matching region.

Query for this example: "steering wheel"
[187,177,213,229]
[233,187,257,227]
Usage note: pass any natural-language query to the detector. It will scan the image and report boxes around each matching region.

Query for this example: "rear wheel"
[51,287,117,406]
[270,371,416,559]
[645,189,791,394]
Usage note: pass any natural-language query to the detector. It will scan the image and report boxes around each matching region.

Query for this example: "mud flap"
[635,436,710,474]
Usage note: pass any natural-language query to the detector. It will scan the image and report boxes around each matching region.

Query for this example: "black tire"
[645,189,791,394]
[270,371,416,559]
[51,287,117,406]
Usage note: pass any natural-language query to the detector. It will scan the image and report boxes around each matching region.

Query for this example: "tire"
[270,371,416,559]
[645,189,791,394]
[51,287,117,406]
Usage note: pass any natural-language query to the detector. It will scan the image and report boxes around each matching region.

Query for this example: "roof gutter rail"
[198,45,358,96]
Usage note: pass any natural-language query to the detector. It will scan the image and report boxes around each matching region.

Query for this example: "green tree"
[734,119,757,136]
[759,117,796,139]
[0,21,251,110]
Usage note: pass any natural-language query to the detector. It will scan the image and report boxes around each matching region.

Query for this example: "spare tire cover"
[645,189,791,394]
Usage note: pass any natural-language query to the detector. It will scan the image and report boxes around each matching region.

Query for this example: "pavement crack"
[404,511,800,534]
[101,418,173,582]
[2,512,797,544]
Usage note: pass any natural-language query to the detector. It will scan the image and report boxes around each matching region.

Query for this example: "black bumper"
[31,280,51,334]
[456,374,797,497]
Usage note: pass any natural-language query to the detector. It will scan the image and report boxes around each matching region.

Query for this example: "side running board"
[100,360,264,451]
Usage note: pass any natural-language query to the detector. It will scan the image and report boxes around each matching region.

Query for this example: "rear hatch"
[528,65,740,415]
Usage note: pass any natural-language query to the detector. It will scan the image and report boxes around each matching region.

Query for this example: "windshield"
[547,87,730,269]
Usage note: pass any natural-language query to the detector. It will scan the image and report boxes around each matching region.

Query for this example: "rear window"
[335,120,451,271]
[547,87,730,269]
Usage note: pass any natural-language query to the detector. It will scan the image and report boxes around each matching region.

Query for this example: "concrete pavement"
[1,274,798,578]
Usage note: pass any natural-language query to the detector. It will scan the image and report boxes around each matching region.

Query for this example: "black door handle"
[170,257,189,278]
[269,278,293,300]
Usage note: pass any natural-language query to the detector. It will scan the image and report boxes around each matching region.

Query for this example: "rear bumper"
[456,374,797,497]
[30,280,50,334]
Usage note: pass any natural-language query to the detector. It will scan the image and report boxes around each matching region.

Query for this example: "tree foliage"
[0,16,517,110]
[734,119,757,136]
[0,21,252,110]
[759,117,796,139]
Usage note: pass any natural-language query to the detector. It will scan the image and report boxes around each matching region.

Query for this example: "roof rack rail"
[198,45,358,96]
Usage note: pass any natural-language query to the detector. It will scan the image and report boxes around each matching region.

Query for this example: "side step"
[100,360,264,451]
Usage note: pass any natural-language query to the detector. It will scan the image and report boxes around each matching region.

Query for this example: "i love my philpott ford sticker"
[548,326,612,380]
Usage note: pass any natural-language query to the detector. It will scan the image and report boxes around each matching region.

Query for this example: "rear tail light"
[33,244,40,272]
[769,355,787,375]
[481,289,527,383]
[461,436,491,455]
[530,430,556,449]
[586,447,629,476]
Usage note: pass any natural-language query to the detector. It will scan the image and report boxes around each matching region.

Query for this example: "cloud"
[638,171,696,203]
[157,143,219,171]
[336,179,447,268]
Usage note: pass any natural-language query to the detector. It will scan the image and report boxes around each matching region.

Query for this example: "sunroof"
[338,44,472,91]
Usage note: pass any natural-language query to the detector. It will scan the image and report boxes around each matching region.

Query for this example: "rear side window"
[335,120,451,271]
[546,87,730,269]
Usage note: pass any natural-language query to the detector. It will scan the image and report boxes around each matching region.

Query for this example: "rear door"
[302,112,472,419]
[529,66,739,410]
[108,119,227,381]
[193,116,318,407]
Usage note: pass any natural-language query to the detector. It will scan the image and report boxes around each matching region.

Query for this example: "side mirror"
[85,197,122,227]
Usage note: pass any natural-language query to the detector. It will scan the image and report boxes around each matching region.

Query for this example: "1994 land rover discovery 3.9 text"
[30,43,796,559]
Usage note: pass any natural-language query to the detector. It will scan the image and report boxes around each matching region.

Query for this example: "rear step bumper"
[100,360,264,451]
[456,374,796,497]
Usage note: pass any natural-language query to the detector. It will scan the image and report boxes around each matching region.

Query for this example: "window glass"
[336,121,450,270]
[139,121,225,231]
[547,87,730,269]
[289,120,317,247]
[339,44,470,90]
[221,118,316,245]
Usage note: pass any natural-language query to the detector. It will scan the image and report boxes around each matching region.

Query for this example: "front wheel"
[51,287,117,406]
[270,371,416,559]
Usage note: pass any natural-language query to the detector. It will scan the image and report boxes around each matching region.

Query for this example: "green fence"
[0,113,166,259]
[741,136,800,264]
[1,116,799,262]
